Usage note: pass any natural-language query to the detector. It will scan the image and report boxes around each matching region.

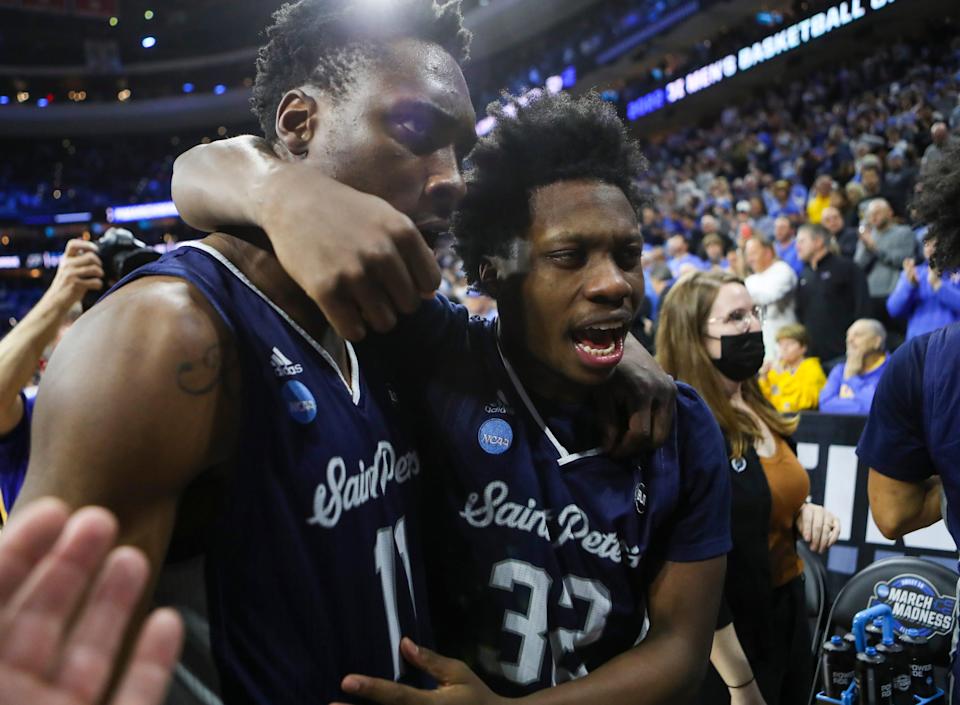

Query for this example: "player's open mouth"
[571,322,628,368]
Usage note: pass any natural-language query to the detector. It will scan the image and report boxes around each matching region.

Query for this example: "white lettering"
[853,0,867,18]
[798,18,811,41]
[307,442,420,528]
[811,12,827,38]
[459,481,640,566]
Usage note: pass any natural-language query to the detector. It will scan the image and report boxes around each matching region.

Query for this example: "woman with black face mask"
[656,271,840,705]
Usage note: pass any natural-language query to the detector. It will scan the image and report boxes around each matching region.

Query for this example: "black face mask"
[710,331,765,382]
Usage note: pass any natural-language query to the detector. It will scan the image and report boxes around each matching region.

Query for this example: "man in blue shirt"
[773,216,804,276]
[886,234,960,340]
[337,92,730,705]
[859,139,960,702]
[820,319,888,415]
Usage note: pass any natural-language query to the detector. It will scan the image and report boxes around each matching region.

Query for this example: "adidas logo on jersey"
[270,347,303,377]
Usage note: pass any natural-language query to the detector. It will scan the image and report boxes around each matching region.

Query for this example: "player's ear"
[276,89,320,157]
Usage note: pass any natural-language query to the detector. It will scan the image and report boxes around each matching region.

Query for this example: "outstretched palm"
[0,499,183,705]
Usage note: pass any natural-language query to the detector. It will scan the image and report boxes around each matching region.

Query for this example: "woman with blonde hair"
[656,270,840,705]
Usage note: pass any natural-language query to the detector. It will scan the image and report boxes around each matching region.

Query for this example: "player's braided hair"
[454,91,648,292]
[913,140,960,271]
[252,0,470,141]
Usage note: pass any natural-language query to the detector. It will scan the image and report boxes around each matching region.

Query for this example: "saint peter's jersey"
[381,297,732,696]
[117,242,430,705]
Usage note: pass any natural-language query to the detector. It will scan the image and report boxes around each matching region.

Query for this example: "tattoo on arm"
[176,343,235,397]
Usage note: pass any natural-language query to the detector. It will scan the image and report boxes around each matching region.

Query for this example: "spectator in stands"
[854,198,918,327]
[806,175,833,224]
[744,237,797,362]
[702,233,729,271]
[701,213,732,246]
[748,196,775,239]
[769,179,802,223]
[823,205,859,259]
[819,319,888,415]
[0,239,102,524]
[830,187,858,229]
[883,150,916,218]
[921,122,957,174]
[773,216,803,275]
[858,163,884,218]
[845,181,867,225]
[667,233,705,278]
[886,235,960,340]
[656,270,839,705]
[796,223,871,366]
[759,323,826,413]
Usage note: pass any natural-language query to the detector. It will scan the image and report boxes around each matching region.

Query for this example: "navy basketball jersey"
[118,242,431,705]
[388,298,731,696]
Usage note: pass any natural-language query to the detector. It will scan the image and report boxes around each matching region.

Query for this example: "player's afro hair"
[453,91,648,292]
[252,0,470,141]
[913,140,960,271]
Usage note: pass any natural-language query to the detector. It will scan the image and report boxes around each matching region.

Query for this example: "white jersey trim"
[180,241,361,405]
[495,336,604,466]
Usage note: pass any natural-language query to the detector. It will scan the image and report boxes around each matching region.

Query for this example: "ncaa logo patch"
[282,380,318,424]
[478,418,512,455]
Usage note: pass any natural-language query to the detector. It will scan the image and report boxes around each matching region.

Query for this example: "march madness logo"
[868,574,956,639]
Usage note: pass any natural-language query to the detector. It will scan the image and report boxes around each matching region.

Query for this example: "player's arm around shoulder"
[15,275,239,573]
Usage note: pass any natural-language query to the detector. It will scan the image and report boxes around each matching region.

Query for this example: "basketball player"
[332,93,730,704]
[174,90,729,702]
[15,2,675,703]
[16,2,473,703]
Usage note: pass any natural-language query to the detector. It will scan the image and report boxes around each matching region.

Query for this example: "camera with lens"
[81,227,162,310]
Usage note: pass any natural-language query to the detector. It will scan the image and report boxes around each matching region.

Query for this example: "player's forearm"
[519,629,708,705]
[171,135,279,232]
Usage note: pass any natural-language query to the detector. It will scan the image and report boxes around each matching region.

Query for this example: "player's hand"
[331,638,509,705]
[43,239,104,313]
[0,498,183,705]
[256,164,442,341]
[597,337,676,456]
[797,502,841,554]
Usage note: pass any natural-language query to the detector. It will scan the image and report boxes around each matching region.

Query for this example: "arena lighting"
[37,98,48,108]
[53,212,93,224]
[213,84,227,95]
[626,0,896,121]
[182,82,195,93]
[109,16,118,26]
[144,9,154,20]
[0,256,21,270]
[16,92,29,103]
[0,96,9,105]
[141,36,157,49]
[107,201,179,223]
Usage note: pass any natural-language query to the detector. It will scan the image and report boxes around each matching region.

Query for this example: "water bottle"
[821,635,856,698]
[856,646,892,705]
